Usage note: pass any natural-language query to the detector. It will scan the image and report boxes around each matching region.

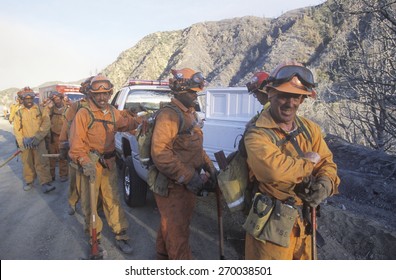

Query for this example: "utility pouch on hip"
[243,193,274,239]
[258,200,298,247]
[147,165,169,197]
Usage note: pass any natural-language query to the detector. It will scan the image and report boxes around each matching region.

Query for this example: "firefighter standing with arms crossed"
[13,87,55,193]
[243,61,340,260]
[150,68,216,259]
[68,74,140,255]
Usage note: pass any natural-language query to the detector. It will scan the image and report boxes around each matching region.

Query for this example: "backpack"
[136,103,185,167]
[217,115,312,212]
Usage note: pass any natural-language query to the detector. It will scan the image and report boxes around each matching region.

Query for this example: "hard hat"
[49,91,63,99]
[20,91,36,99]
[169,68,207,92]
[246,71,270,93]
[88,74,114,94]
[20,87,35,99]
[80,76,95,94]
[265,61,317,98]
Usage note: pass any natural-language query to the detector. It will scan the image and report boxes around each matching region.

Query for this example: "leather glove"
[31,137,40,148]
[23,137,34,149]
[297,176,332,208]
[186,171,204,195]
[82,162,96,181]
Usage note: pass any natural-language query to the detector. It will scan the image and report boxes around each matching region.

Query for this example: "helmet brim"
[267,81,315,96]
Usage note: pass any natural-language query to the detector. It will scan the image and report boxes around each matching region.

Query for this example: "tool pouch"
[258,200,298,247]
[147,165,169,197]
[243,193,274,239]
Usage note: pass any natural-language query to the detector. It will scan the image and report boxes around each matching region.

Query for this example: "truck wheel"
[123,156,147,207]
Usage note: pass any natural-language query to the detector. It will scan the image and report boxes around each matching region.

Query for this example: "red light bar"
[126,79,169,86]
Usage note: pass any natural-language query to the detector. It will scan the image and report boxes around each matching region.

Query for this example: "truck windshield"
[66,93,84,102]
[125,90,171,113]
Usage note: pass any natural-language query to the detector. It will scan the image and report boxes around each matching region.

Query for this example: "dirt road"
[0,118,238,260]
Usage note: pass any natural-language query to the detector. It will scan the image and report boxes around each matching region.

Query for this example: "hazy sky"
[0,0,323,90]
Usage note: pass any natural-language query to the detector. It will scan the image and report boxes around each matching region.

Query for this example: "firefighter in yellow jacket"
[13,88,55,193]
[47,91,68,182]
[68,74,140,255]
[243,61,340,260]
[151,68,216,259]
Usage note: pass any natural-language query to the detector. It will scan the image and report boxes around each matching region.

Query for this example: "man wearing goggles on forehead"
[69,74,142,256]
[151,68,216,259]
[243,61,340,260]
[13,87,55,193]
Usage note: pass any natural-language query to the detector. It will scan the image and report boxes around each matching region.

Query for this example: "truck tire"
[123,156,147,207]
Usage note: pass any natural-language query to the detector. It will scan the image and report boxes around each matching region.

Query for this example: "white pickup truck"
[112,80,262,207]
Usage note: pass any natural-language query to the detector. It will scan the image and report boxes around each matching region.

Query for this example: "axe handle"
[311,207,317,260]
[0,150,22,168]
[42,153,60,158]
[89,178,100,259]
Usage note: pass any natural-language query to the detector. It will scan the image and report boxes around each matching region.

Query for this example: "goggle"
[172,72,207,91]
[21,92,35,99]
[266,65,316,89]
[90,80,114,92]
[49,91,62,99]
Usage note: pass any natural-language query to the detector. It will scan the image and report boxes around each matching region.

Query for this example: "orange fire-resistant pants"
[78,161,129,241]
[48,133,68,179]
[68,163,80,207]
[21,141,52,185]
[154,185,196,260]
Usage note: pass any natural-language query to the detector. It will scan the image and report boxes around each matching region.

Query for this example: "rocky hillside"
[102,1,342,93]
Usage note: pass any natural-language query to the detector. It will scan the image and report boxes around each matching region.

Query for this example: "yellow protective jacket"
[244,108,340,205]
[69,99,139,166]
[13,104,51,148]
[151,98,213,185]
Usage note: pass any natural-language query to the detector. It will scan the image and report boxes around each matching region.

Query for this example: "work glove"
[204,166,218,192]
[59,141,70,160]
[82,162,96,182]
[186,171,205,195]
[296,176,332,208]
[23,137,34,149]
[31,137,40,148]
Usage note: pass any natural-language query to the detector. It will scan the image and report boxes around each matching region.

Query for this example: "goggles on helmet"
[170,72,207,92]
[266,65,316,90]
[49,91,62,99]
[89,80,114,92]
[21,92,35,99]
